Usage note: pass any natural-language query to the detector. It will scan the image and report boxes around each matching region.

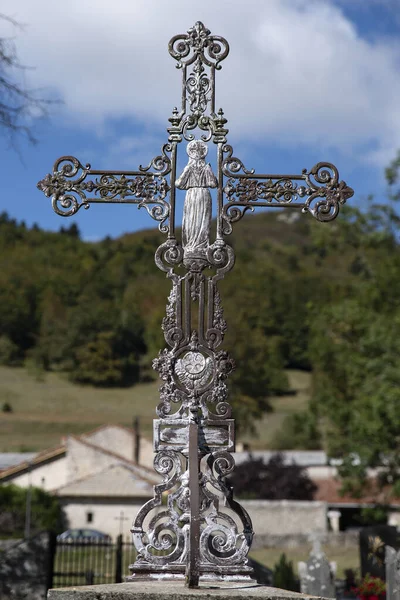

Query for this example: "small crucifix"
[114,511,130,537]
[37,21,353,588]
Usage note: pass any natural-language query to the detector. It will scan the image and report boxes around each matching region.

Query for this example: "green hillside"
[0,365,310,452]
[1,194,400,476]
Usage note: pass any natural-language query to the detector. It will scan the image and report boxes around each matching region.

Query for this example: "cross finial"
[168,22,229,69]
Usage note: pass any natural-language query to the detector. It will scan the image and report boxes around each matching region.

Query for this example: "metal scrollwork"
[37,156,90,217]
[186,58,211,115]
[302,164,354,222]
[132,450,186,565]
[169,21,229,70]
[154,240,184,274]
[221,156,354,230]
[37,21,353,587]
[224,177,300,203]
[139,143,172,176]
[222,144,255,177]
[37,155,171,232]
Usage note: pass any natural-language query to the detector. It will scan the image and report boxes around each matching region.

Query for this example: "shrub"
[273,553,299,591]
[228,452,317,500]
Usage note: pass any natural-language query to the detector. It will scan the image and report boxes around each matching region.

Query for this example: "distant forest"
[2,164,400,491]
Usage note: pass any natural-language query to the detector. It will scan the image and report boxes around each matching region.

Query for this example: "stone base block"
[48,581,329,600]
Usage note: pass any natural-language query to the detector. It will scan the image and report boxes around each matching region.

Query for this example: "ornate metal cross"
[37,21,353,588]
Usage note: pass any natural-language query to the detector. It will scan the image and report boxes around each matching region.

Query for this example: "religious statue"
[175,139,217,257]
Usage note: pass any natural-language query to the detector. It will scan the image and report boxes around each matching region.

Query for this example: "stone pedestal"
[327,510,341,533]
[48,582,329,600]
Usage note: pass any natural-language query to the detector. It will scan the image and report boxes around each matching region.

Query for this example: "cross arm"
[37,153,172,232]
[221,147,354,234]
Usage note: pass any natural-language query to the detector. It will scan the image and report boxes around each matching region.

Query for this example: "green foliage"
[0,484,66,537]
[0,335,20,366]
[2,401,12,413]
[271,410,322,450]
[310,299,400,492]
[273,553,299,592]
[307,170,400,493]
[357,505,389,526]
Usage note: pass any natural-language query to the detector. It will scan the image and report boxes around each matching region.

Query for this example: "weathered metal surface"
[37,20,353,588]
[187,420,200,587]
[154,420,234,453]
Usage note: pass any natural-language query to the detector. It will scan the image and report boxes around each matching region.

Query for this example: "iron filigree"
[37,21,354,588]
[37,155,171,232]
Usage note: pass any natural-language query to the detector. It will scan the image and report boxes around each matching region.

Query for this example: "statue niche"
[175,140,217,262]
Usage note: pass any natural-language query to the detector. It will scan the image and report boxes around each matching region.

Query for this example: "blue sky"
[0,0,399,241]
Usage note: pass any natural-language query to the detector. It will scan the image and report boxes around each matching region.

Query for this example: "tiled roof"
[315,478,400,506]
[0,445,65,480]
[0,424,153,480]
[0,453,37,471]
[54,463,155,498]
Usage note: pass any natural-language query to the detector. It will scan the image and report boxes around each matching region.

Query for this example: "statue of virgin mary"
[175,140,217,257]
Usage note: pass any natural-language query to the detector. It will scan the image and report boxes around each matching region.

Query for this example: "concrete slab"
[48,582,329,600]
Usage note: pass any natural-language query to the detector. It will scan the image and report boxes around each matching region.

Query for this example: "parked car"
[56,528,112,543]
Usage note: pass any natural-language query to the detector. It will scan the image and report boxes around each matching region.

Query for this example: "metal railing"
[52,535,136,587]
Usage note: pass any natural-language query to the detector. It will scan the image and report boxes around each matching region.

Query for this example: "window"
[86,512,93,523]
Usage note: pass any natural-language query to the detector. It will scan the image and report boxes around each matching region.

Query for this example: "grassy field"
[0,366,159,451]
[250,543,360,579]
[0,366,311,452]
[240,370,311,449]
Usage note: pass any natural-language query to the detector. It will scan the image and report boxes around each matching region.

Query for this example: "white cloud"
[1,0,400,166]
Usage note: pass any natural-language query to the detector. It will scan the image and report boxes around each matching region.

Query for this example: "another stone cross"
[298,538,336,599]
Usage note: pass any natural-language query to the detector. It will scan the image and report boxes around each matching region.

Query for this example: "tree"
[227,453,317,500]
[0,484,66,537]
[310,299,400,497]
[271,410,322,451]
[273,554,299,592]
[0,14,54,145]
[307,167,400,496]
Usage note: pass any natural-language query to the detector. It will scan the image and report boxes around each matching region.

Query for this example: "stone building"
[3,433,399,540]
[0,425,159,538]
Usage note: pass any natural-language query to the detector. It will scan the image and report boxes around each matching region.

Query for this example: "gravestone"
[360,525,399,579]
[386,546,400,600]
[298,539,335,599]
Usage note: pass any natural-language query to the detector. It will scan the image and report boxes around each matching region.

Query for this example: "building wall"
[6,456,67,491]
[61,498,328,541]
[76,429,155,471]
[66,438,122,483]
[306,465,338,480]
[241,500,327,538]
[137,437,155,470]
[60,497,149,539]
[83,427,136,462]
